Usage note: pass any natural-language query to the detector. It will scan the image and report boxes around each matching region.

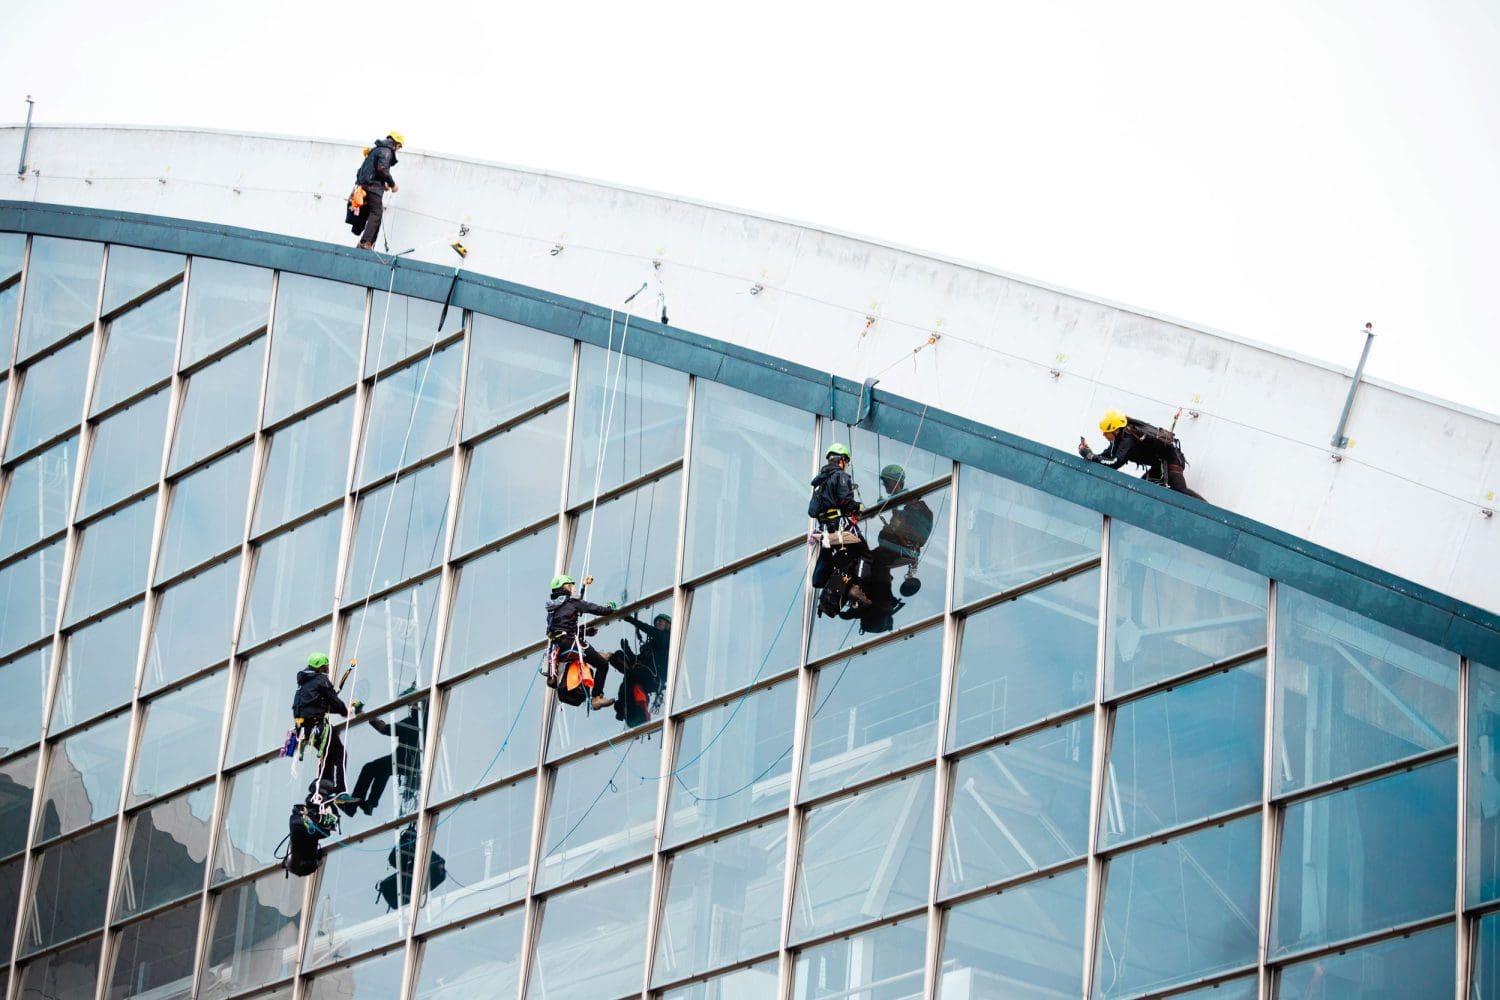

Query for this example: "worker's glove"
[606,601,619,611]
[1078,439,1096,461]
[350,700,364,714]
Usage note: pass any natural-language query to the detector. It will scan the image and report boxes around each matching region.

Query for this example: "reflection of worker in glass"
[614,612,671,726]
[350,695,426,817]
[377,823,447,911]
[844,465,934,632]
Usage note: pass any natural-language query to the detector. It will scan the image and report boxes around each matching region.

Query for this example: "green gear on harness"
[307,653,330,670]
[550,574,575,590]
[826,442,852,461]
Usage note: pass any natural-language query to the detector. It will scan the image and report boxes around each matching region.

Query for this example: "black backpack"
[282,806,330,878]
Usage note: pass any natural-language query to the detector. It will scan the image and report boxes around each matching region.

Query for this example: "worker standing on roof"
[1079,410,1205,500]
[354,131,403,250]
[544,575,618,711]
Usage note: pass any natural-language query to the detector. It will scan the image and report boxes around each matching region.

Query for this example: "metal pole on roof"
[17,95,35,176]
[1330,322,1375,449]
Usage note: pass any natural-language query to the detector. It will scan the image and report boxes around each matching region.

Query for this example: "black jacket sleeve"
[830,470,856,513]
[576,598,615,616]
[316,674,350,717]
[1094,434,1135,470]
[372,145,395,187]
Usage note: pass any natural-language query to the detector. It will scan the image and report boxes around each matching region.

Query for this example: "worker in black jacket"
[291,653,356,802]
[614,612,671,725]
[545,574,617,711]
[354,131,403,250]
[1079,410,1205,500]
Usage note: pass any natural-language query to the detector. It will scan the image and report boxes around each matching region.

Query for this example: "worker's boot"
[591,694,616,711]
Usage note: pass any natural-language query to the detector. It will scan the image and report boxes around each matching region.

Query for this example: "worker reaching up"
[544,574,618,711]
[352,131,404,250]
[1079,410,1205,500]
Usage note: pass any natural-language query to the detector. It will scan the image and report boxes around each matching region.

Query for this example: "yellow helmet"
[387,131,406,146]
[1099,410,1128,434]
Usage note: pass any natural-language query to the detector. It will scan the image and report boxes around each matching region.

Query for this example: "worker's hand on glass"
[351,700,364,714]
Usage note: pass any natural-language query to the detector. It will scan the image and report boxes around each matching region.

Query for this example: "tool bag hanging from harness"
[545,642,595,707]
[280,802,336,878]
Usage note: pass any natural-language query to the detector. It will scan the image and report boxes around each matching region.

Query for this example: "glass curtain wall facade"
[0,230,1491,999]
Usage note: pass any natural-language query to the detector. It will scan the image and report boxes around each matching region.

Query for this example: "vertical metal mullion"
[0,235,29,459]
[1457,655,1473,1000]
[1258,581,1280,1000]
[920,459,962,999]
[1080,515,1112,1000]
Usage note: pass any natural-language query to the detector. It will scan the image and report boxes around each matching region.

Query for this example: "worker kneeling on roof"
[1079,410,1205,500]
[544,574,618,711]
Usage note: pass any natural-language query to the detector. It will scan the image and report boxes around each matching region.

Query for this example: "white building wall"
[1,125,1495,613]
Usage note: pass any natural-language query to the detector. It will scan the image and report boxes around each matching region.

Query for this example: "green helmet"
[826,442,852,461]
[879,464,906,489]
[307,653,330,670]
[550,574,575,590]
[653,612,672,627]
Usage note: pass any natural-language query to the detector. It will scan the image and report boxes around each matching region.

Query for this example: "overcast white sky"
[4,0,1497,413]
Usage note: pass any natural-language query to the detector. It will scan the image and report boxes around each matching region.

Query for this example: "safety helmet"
[550,574,575,590]
[1099,410,1128,434]
[879,464,906,488]
[387,131,406,146]
[653,613,673,627]
[307,653,330,670]
[826,442,852,461]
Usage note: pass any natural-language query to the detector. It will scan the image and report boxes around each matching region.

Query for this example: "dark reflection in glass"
[7,336,90,460]
[567,345,687,504]
[367,290,463,376]
[52,602,142,732]
[791,913,927,1000]
[529,865,650,1000]
[171,338,263,473]
[442,527,556,678]
[683,380,814,580]
[305,827,414,970]
[105,898,199,1000]
[117,784,215,918]
[158,445,252,582]
[344,459,450,601]
[0,855,22,970]
[1278,923,1452,999]
[80,389,168,516]
[942,867,1086,998]
[0,750,39,858]
[264,272,365,425]
[131,670,228,804]
[342,578,439,711]
[37,711,129,842]
[1107,523,1267,695]
[0,542,64,659]
[941,719,1092,898]
[1273,759,1455,957]
[94,287,181,414]
[414,907,524,1000]
[214,754,306,882]
[1473,912,1500,999]
[242,510,340,648]
[464,314,572,438]
[1275,586,1457,795]
[226,624,330,768]
[419,777,534,931]
[102,245,184,315]
[145,556,238,694]
[0,232,22,362]
[538,736,658,890]
[17,236,101,360]
[306,946,406,1000]
[568,471,680,607]
[345,698,428,825]
[16,934,102,1000]
[356,342,462,485]
[181,257,271,367]
[201,870,303,997]
[433,657,542,798]
[1103,659,1265,846]
[1095,816,1260,997]
[0,643,50,756]
[21,821,116,954]
[0,437,76,559]
[950,568,1099,751]
[1471,660,1500,906]
[791,770,934,942]
[65,494,155,625]
[456,405,566,556]
[254,396,354,534]
[956,465,1101,606]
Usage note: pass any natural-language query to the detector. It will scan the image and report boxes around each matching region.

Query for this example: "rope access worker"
[351,131,403,250]
[291,653,360,813]
[614,612,671,726]
[1079,410,1205,500]
[545,574,618,711]
[809,443,871,611]
[871,464,934,595]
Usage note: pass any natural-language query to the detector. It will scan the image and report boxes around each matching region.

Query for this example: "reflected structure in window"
[305,945,406,1000]
[171,338,263,474]
[37,711,129,842]
[201,869,303,998]
[0,750,39,857]
[455,405,566,556]
[1273,758,1455,958]
[0,856,22,972]
[568,470,681,605]
[226,623,329,768]
[7,336,90,461]
[1475,912,1500,1000]
[941,719,1092,898]
[131,669,228,804]
[1274,586,1457,795]
[1471,661,1500,906]
[366,289,463,376]
[462,314,572,438]
[683,380,813,580]
[341,577,439,711]
[418,777,534,932]
[243,510,340,647]
[157,445,253,583]
[79,389,168,517]
[414,908,524,1000]
[65,494,155,625]
[0,437,76,559]
[106,899,200,1000]
[356,342,461,485]
[949,567,1099,751]
[941,867,1086,999]
[1107,522,1267,695]
[116,783,215,918]
[567,345,687,504]
[344,698,428,825]
[15,935,102,1000]
[304,828,413,971]
[263,272,365,425]
[21,821,116,955]
[1167,978,1258,1000]
[94,284,182,415]
[214,754,307,883]
[0,643,51,756]
[791,770,933,942]
[538,736,657,891]
[840,424,948,498]
[344,458,450,601]
[1277,922,1452,998]
[0,232,24,361]
[661,961,778,1000]
[432,657,542,799]
[181,257,271,367]
[254,396,353,535]
[144,556,238,694]
[52,602,142,733]
[101,245,183,315]
[442,527,556,678]
[791,914,926,1000]
[528,865,650,1000]
[16,236,101,361]
[0,542,64,659]
[955,465,1101,605]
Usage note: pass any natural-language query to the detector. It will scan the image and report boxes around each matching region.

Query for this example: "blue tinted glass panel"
[791,770,933,942]
[202,870,303,997]
[456,406,565,556]
[102,245,183,315]
[414,908,525,1000]
[538,735,658,890]
[1275,586,1457,795]
[684,380,813,580]
[243,510,340,647]
[226,623,329,768]
[0,437,76,559]
[1473,660,1500,905]
[304,828,410,970]
[442,527,556,678]
[663,962,778,1000]
[16,935,102,1000]
[65,495,155,625]
[306,946,406,1000]
[106,899,199,1000]
[80,389,168,515]
[17,237,101,360]
[37,711,129,842]
[115,784,215,917]
[94,286,181,413]
[157,445,252,582]
[1107,523,1267,696]
[950,567,1099,751]
[145,556,238,693]
[171,338,262,473]
[802,627,941,801]
[792,915,927,1000]
[664,678,797,848]
[568,472,680,606]
[956,465,1101,605]
[0,855,19,969]
[464,314,572,438]
[131,669,227,803]
[529,865,649,1000]
[1474,912,1500,999]
[433,657,543,798]
[264,273,364,424]
[568,345,686,504]
[0,232,22,361]
[366,290,463,376]
[1278,923,1452,999]
[7,336,89,460]
[1169,979,1258,1000]
[254,396,353,534]
[1102,659,1265,846]
[341,577,439,710]
[653,819,786,985]
[1096,816,1260,997]
[0,541,65,658]
[941,719,1092,898]
[675,547,806,711]
[418,777,534,931]
[214,753,308,882]
[942,867,1086,999]
[182,257,272,367]
[1273,759,1456,957]
[0,644,50,756]
[344,459,450,601]
[0,750,39,857]
[52,602,141,732]
[840,423,948,497]
[356,342,461,485]
[27,826,115,952]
